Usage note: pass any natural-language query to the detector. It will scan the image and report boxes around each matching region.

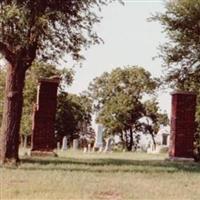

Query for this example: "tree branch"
[0,42,15,64]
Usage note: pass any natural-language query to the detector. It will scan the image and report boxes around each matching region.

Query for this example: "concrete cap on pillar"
[38,76,61,84]
[171,91,196,96]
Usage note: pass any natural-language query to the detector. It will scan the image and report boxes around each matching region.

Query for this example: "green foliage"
[151,0,200,90]
[151,0,200,71]
[151,0,200,135]
[89,66,158,111]
[88,66,168,150]
[0,0,115,64]
[55,92,92,142]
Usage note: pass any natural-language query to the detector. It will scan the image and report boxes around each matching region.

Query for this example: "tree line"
[0,63,168,151]
[0,62,93,148]
[88,66,168,151]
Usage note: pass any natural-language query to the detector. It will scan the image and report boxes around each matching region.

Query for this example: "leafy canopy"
[151,0,200,130]
[88,66,165,135]
[89,66,158,111]
[151,0,200,88]
[55,92,93,141]
[0,0,114,65]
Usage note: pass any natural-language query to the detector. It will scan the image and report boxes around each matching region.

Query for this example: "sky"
[67,0,171,115]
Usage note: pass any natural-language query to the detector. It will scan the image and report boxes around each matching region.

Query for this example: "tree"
[151,0,200,155]
[151,0,200,86]
[0,0,113,164]
[88,66,166,151]
[55,92,92,145]
[150,0,200,93]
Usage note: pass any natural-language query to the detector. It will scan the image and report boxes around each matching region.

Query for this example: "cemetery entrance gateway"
[30,81,197,159]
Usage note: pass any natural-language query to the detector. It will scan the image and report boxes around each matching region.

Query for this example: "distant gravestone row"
[29,78,197,161]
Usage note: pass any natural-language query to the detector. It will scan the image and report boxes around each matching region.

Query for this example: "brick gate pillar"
[169,92,196,160]
[31,77,60,156]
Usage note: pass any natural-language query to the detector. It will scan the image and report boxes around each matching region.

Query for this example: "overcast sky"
[67,0,171,115]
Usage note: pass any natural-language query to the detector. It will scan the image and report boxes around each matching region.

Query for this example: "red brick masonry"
[31,77,60,153]
[169,92,196,158]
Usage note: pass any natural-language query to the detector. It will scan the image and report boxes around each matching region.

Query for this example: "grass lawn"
[1,150,200,200]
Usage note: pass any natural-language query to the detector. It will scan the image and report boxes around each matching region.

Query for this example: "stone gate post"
[31,77,60,156]
[169,92,196,160]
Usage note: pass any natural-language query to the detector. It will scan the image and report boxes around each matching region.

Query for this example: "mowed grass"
[1,151,200,200]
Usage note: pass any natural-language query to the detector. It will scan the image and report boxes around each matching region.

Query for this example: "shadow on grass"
[13,156,200,174]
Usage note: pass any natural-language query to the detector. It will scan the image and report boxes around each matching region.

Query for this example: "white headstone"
[57,142,61,150]
[62,136,67,151]
[83,147,87,153]
[94,124,104,148]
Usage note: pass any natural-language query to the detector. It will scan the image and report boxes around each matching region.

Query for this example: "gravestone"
[31,77,60,156]
[73,139,79,150]
[62,136,67,151]
[57,142,61,150]
[83,147,87,153]
[169,92,196,160]
[94,124,104,150]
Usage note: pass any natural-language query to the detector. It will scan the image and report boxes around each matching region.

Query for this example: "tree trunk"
[150,132,156,151]
[124,130,129,151]
[120,131,125,150]
[127,128,133,152]
[0,63,26,164]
